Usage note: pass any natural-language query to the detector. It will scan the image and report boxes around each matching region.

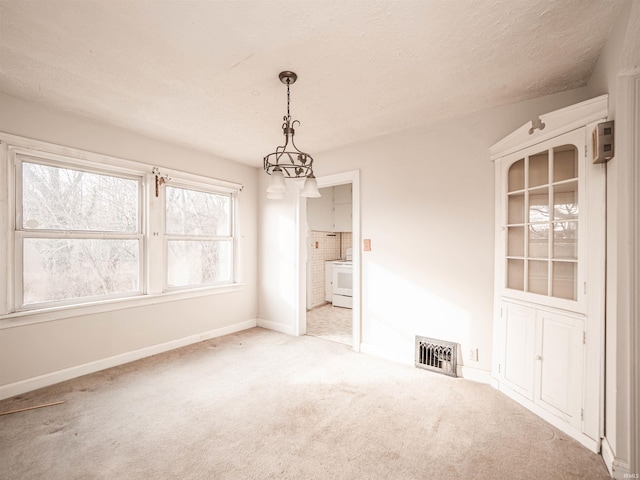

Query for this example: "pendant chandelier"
[263,71,320,199]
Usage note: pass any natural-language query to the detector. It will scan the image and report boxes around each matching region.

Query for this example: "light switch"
[364,239,371,251]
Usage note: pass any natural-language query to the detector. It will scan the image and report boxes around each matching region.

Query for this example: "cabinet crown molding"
[490,95,609,161]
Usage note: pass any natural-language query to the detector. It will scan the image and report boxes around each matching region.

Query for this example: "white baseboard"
[0,319,257,401]
[256,318,296,336]
[602,436,632,479]
[497,383,599,453]
[459,365,492,384]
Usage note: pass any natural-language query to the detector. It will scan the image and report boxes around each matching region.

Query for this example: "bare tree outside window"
[165,186,232,288]
[20,161,141,306]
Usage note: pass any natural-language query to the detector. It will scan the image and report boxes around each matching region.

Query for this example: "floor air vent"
[415,336,457,377]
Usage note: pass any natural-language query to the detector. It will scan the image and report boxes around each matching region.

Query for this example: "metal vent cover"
[415,336,457,377]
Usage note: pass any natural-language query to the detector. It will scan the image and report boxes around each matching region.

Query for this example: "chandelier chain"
[286,79,291,120]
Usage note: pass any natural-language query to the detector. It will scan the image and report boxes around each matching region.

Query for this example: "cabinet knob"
[536,354,542,360]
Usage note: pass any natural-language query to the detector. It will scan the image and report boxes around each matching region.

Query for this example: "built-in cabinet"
[491,96,607,452]
[307,184,352,232]
[500,301,584,430]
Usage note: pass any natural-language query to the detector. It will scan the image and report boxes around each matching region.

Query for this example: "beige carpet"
[0,328,609,479]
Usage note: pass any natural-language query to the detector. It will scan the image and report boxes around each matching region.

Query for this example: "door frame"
[297,170,361,351]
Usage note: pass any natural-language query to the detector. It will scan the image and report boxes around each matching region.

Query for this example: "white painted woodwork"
[307,185,352,233]
[333,183,352,204]
[536,310,584,430]
[492,96,607,452]
[501,303,535,400]
[332,184,353,232]
[307,187,334,231]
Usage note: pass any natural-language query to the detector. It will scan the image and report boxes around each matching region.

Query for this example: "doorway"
[298,170,360,351]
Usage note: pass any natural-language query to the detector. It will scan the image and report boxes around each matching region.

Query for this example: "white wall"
[258,87,587,375]
[586,0,640,474]
[0,93,259,396]
[256,172,302,335]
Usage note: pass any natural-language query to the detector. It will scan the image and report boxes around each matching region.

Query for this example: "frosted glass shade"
[267,167,287,194]
[300,175,320,198]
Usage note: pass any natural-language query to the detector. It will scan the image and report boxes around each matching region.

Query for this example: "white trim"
[360,343,492,384]
[299,170,362,352]
[1,132,244,321]
[497,383,599,453]
[490,95,608,160]
[0,132,242,191]
[603,437,633,479]
[613,70,640,477]
[633,72,640,480]
[0,283,246,329]
[256,318,297,336]
[459,366,492,384]
[492,97,607,455]
[0,318,257,400]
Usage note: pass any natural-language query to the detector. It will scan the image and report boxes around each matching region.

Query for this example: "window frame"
[0,133,243,325]
[162,180,237,292]
[13,150,145,311]
[499,128,587,314]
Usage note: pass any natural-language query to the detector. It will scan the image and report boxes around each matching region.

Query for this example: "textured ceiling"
[0,0,626,166]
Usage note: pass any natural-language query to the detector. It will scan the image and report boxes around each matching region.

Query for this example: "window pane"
[508,159,525,192]
[507,259,524,291]
[553,145,578,182]
[552,262,577,300]
[165,186,230,236]
[553,182,578,221]
[22,162,139,232]
[167,240,231,287]
[553,221,578,259]
[529,151,549,187]
[528,224,549,258]
[23,238,139,305]
[508,194,525,224]
[529,189,549,223]
[507,227,524,257]
[528,260,548,295]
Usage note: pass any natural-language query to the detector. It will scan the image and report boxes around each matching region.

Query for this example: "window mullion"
[147,172,164,295]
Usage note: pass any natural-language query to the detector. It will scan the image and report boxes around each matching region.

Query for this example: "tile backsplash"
[308,231,352,309]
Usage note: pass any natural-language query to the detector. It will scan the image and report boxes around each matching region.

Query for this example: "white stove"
[332,249,353,309]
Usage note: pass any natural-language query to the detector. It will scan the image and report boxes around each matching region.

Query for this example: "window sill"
[0,283,246,330]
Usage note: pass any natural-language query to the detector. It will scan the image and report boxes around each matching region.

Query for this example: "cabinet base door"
[536,311,584,429]
[502,303,536,400]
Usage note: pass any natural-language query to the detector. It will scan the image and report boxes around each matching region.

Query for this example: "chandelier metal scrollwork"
[263,71,320,199]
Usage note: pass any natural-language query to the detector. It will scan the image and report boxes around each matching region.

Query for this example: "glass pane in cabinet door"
[554,182,578,220]
[553,145,578,182]
[528,260,548,295]
[529,189,550,223]
[508,159,525,192]
[507,259,524,291]
[553,221,577,259]
[529,151,549,187]
[552,261,577,300]
[528,224,549,258]
[508,194,525,224]
[508,227,524,257]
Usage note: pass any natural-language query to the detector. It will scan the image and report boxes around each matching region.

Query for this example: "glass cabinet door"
[505,136,580,302]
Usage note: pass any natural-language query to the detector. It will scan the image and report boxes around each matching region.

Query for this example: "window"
[165,185,233,289]
[505,144,579,300]
[1,138,242,316]
[16,155,142,308]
